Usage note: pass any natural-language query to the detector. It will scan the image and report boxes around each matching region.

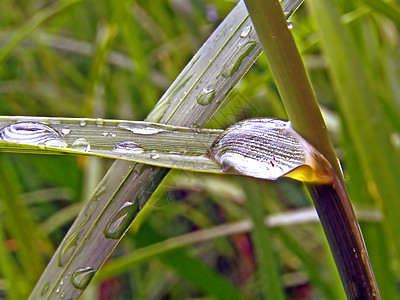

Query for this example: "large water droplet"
[103,201,140,239]
[58,220,88,267]
[197,88,216,106]
[79,120,87,127]
[0,122,67,148]
[221,41,257,77]
[240,25,252,37]
[207,118,306,180]
[71,138,90,152]
[111,141,144,154]
[70,267,95,290]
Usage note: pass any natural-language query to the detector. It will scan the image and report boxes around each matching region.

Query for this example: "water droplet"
[207,118,306,180]
[112,141,144,154]
[60,291,65,298]
[0,122,67,148]
[93,185,106,201]
[104,201,140,239]
[79,120,86,127]
[40,282,50,296]
[61,127,71,135]
[150,150,160,160]
[197,88,216,106]
[58,220,88,267]
[71,138,90,152]
[221,41,257,77]
[240,25,252,37]
[118,124,165,135]
[286,19,293,29]
[55,279,63,294]
[71,267,95,290]
[102,132,109,137]
[96,118,104,126]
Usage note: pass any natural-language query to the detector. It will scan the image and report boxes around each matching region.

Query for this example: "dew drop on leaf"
[197,88,216,106]
[111,141,144,154]
[71,138,90,152]
[0,122,67,148]
[103,201,140,239]
[70,267,95,290]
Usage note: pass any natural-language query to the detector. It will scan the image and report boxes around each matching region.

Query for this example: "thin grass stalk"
[30,1,305,298]
[244,179,285,299]
[243,0,379,298]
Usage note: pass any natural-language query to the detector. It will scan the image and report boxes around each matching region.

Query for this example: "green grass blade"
[244,179,285,299]
[0,155,47,290]
[307,0,400,293]
[244,0,380,297]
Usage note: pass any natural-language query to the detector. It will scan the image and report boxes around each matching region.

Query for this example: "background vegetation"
[0,0,399,299]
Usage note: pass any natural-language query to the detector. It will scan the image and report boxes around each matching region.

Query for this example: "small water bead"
[197,88,216,106]
[240,25,252,38]
[103,200,140,239]
[58,219,88,267]
[71,267,95,290]
[111,141,144,154]
[96,118,104,126]
[71,138,90,152]
[207,118,306,180]
[0,122,67,148]
[150,150,160,160]
[286,19,293,29]
[61,127,71,135]
[118,124,165,135]
[79,120,86,127]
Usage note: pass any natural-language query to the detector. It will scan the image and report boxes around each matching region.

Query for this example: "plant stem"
[243,0,380,298]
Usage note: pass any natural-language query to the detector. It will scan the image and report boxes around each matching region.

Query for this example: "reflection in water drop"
[207,118,306,180]
[71,138,90,152]
[103,200,140,239]
[197,88,216,106]
[240,25,252,37]
[111,141,144,154]
[221,41,257,77]
[0,122,67,148]
[150,150,160,160]
[71,267,95,290]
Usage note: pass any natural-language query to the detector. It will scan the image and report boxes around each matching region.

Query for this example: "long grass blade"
[244,0,379,298]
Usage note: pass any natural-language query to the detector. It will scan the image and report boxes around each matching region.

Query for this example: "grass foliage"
[0,0,399,299]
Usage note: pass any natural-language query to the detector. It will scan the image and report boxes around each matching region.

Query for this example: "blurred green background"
[0,0,399,299]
